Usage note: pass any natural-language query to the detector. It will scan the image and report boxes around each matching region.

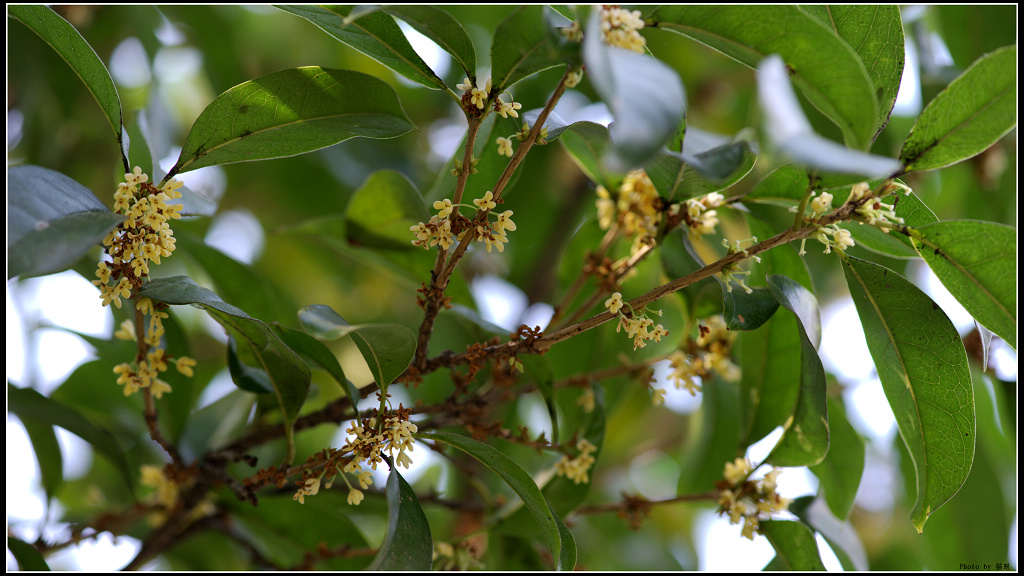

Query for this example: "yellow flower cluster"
[660,315,740,399]
[605,292,669,350]
[683,192,725,238]
[600,5,647,53]
[139,464,215,527]
[596,169,662,256]
[555,438,598,484]
[410,192,516,254]
[717,458,791,540]
[111,299,196,398]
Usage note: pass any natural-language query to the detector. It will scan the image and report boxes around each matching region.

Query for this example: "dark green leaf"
[738,309,801,448]
[139,276,311,461]
[418,431,575,570]
[345,170,429,250]
[367,467,433,571]
[559,121,622,190]
[789,495,868,570]
[900,46,1016,172]
[647,129,758,200]
[298,304,416,393]
[7,165,123,279]
[491,6,577,90]
[910,220,1016,349]
[678,379,741,493]
[227,336,274,394]
[8,5,128,170]
[383,6,477,78]
[743,164,810,207]
[759,520,827,570]
[275,5,446,90]
[756,55,901,178]
[273,323,359,416]
[177,390,255,462]
[648,5,877,150]
[764,275,828,467]
[20,418,63,501]
[583,10,684,171]
[7,537,51,571]
[722,287,780,332]
[809,396,866,521]
[169,67,413,175]
[8,383,134,494]
[841,256,975,532]
[800,5,905,139]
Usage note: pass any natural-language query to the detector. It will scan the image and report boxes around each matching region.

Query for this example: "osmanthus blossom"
[717,458,792,541]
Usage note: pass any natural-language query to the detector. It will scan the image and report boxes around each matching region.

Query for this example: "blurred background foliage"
[7,5,1016,571]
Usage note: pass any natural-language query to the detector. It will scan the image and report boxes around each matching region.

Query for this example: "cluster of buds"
[605,292,669,351]
[139,463,215,527]
[554,438,598,484]
[662,315,740,398]
[600,5,647,53]
[596,169,663,256]
[410,191,517,254]
[294,408,418,506]
[679,192,725,238]
[716,458,791,540]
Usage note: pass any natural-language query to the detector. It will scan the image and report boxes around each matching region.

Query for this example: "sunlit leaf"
[7,165,123,279]
[275,5,446,90]
[367,466,433,570]
[900,46,1016,173]
[809,396,865,521]
[760,520,827,570]
[383,6,477,78]
[841,256,975,532]
[8,4,128,171]
[298,304,416,394]
[648,5,877,150]
[910,220,1016,349]
[169,67,413,175]
[345,170,429,251]
[418,431,575,570]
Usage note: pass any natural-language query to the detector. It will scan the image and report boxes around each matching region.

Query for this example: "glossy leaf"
[801,5,905,139]
[419,431,575,570]
[168,67,413,175]
[809,396,866,521]
[8,5,128,170]
[583,10,684,171]
[298,304,416,393]
[276,5,446,90]
[8,383,134,493]
[760,520,827,571]
[491,6,576,90]
[757,55,902,179]
[139,276,311,461]
[647,130,758,201]
[345,170,429,250]
[227,336,274,394]
[722,287,780,332]
[648,5,877,150]
[367,467,433,571]
[910,220,1016,349]
[900,46,1016,172]
[7,537,51,571]
[7,165,123,279]
[841,256,975,532]
[763,275,828,466]
[383,6,477,78]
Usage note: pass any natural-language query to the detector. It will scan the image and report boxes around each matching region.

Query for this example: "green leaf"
[275,5,446,90]
[8,383,134,494]
[900,46,1017,172]
[743,164,810,207]
[759,520,827,570]
[227,336,274,394]
[168,67,413,175]
[841,256,975,532]
[273,323,360,417]
[809,396,866,521]
[139,276,311,462]
[520,355,559,444]
[418,431,575,570]
[756,54,901,178]
[764,275,828,467]
[7,165,123,279]
[491,6,577,90]
[910,220,1016,350]
[678,379,741,493]
[647,130,758,201]
[788,496,868,571]
[345,170,429,250]
[382,6,477,78]
[7,537,51,571]
[20,418,63,501]
[298,304,416,394]
[178,390,255,462]
[800,5,905,139]
[583,10,684,171]
[722,287,780,332]
[367,466,433,571]
[648,5,877,150]
[559,122,622,190]
[8,5,128,171]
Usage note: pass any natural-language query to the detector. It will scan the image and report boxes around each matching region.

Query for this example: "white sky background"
[6,10,1017,571]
